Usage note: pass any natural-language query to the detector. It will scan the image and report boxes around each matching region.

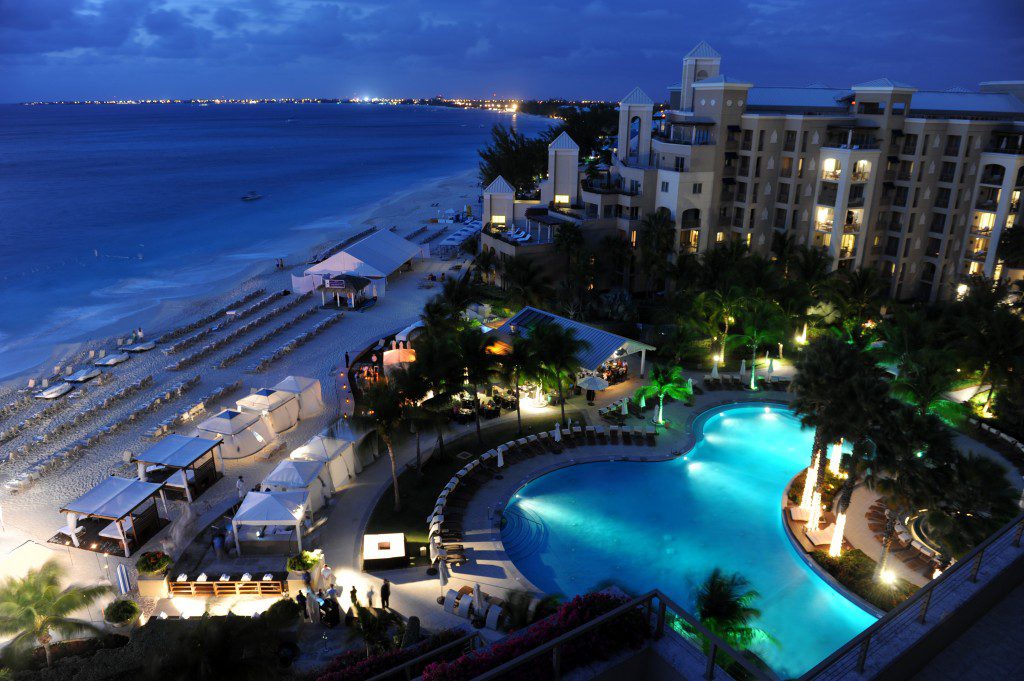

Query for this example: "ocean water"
[502,405,876,677]
[0,104,550,378]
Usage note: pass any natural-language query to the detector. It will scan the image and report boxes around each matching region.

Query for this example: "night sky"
[2,0,1023,102]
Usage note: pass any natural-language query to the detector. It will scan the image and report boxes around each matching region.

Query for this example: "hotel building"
[480,42,1024,301]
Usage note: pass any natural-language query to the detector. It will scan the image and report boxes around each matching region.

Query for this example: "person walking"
[235,475,246,501]
[349,585,359,607]
[380,579,391,610]
[344,351,350,368]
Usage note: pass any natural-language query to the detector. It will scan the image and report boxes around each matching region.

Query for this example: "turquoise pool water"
[501,404,876,677]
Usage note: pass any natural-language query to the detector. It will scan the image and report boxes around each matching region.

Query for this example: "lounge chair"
[610,426,620,444]
[788,506,810,522]
[621,426,633,445]
[485,604,505,630]
[596,426,609,445]
[645,426,656,446]
[456,595,474,618]
[585,426,597,445]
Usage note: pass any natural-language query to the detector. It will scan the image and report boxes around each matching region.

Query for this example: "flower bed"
[812,549,918,611]
[317,628,465,681]
[422,593,646,681]
[135,551,171,575]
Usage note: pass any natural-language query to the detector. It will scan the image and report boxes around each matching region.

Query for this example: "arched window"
[627,116,641,163]
[821,157,842,181]
[681,208,700,228]
[852,159,872,181]
[696,70,708,81]
[981,163,1005,186]
[1016,165,1024,187]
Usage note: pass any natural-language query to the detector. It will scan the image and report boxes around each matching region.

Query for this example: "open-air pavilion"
[56,477,169,557]
[294,229,425,301]
[132,434,224,503]
[231,491,309,556]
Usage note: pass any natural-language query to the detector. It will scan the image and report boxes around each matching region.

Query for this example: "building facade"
[482,42,1024,301]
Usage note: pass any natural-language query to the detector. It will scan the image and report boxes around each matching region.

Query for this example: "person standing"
[295,591,308,620]
[236,475,246,500]
[349,585,359,607]
[344,351,350,368]
[380,579,391,610]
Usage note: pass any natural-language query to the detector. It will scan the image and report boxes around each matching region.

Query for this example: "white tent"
[289,434,361,491]
[197,409,272,459]
[273,376,324,419]
[236,388,300,433]
[295,230,425,297]
[231,491,308,556]
[261,459,329,512]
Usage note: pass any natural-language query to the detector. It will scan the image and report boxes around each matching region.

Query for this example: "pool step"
[501,506,547,560]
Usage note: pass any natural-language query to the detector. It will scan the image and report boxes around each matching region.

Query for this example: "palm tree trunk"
[749,344,758,390]
[801,430,827,510]
[557,377,567,427]
[43,639,53,668]
[514,372,523,436]
[383,435,401,512]
[657,395,665,424]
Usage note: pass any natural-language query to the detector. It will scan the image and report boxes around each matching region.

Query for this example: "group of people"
[294,571,392,629]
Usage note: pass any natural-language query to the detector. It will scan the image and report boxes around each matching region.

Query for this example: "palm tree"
[472,249,500,286]
[436,270,478,320]
[889,348,964,424]
[874,513,898,581]
[681,568,775,654]
[0,560,109,668]
[637,208,676,293]
[390,365,431,477]
[531,323,590,426]
[828,267,884,332]
[634,365,693,425]
[495,335,541,436]
[410,330,459,459]
[353,378,406,512]
[454,326,496,445]
[731,296,785,390]
[501,255,553,309]
[960,307,1024,413]
[552,222,584,271]
[791,337,866,512]
[705,287,749,366]
[477,124,547,195]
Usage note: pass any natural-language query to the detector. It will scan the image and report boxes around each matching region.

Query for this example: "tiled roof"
[852,77,915,89]
[483,176,515,194]
[548,131,579,150]
[692,75,752,87]
[685,41,721,59]
[342,230,423,277]
[745,86,851,111]
[493,307,654,372]
[620,87,654,105]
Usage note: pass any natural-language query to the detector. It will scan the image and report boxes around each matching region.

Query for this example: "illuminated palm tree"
[731,296,786,390]
[0,560,109,668]
[531,323,590,427]
[678,568,776,655]
[501,255,554,309]
[454,326,496,445]
[495,335,541,436]
[353,378,406,512]
[472,248,500,286]
[634,365,693,425]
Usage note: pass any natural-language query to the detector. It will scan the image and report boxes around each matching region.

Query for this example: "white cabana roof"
[273,375,318,394]
[133,434,221,468]
[395,320,424,343]
[291,434,351,461]
[237,388,296,413]
[262,459,324,489]
[62,476,164,519]
[233,491,307,525]
[197,409,260,436]
[304,230,422,279]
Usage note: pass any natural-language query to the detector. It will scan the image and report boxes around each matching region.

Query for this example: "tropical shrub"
[103,599,140,624]
[135,551,171,575]
[286,549,321,573]
[422,593,645,681]
[317,628,465,681]
[263,598,301,628]
[812,549,917,611]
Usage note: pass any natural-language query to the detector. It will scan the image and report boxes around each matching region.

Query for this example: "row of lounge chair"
[249,313,344,373]
[168,293,309,371]
[970,418,1024,456]
[218,305,318,369]
[866,501,938,575]
[442,586,506,630]
[155,288,266,344]
[703,374,790,391]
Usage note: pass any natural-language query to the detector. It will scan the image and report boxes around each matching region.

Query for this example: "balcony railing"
[821,170,842,181]
[979,173,1005,186]
[975,198,998,211]
[850,171,870,183]
[581,179,639,197]
[847,195,865,208]
[652,131,713,146]
[815,220,833,233]
[681,221,701,231]
[818,190,838,206]
[843,221,862,233]
[720,191,736,203]
[722,165,738,177]
[966,249,988,262]
[838,247,855,259]
[939,172,956,183]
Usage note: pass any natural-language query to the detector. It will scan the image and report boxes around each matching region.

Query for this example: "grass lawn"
[365,408,588,566]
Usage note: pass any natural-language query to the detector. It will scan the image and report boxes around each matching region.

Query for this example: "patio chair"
[609,426,620,444]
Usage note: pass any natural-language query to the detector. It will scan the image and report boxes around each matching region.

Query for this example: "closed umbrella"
[553,426,561,442]
[474,583,485,615]
[686,378,693,393]
[767,358,775,376]
[577,375,609,391]
[497,448,504,468]
[438,559,450,588]
[638,394,646,409]
[620,400,629,416]
[429,536,440,563]
[710,363,719,379]
[739,359,747,377]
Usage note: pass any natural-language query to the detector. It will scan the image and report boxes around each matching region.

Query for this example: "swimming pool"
[501,403,877,677]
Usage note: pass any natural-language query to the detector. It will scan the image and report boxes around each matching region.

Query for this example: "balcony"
[847,194,865,208]
[979,171,1005,186]
[818,187,838,205]
[965,250,988,262]
[842,220,862,233]
[975,198,998,211]
[939,171,956,183]
[717,215,731,228]
[838,248,856,259]
[821,170,842,181]
[943,145,961,157]
[722,165,738,178]
[652,130,713,147]
[720,190,736,203]
[581,179,638,197]
[815,220,834,233]
[724,138,739,152]
[851,171,870,183]
[896,171,913,182]
[681,221,701,231]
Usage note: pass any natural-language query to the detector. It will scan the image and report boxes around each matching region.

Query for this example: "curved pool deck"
[483,402,878,677]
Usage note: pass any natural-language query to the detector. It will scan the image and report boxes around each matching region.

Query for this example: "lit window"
[492,215,506,225]
[554,194,570,205]
[715,232,725,243]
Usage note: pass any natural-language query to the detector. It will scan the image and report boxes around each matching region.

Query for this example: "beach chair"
[442,589,460,614]
[456,595,474,619]
[609,426,620,444]
[585,426,597,445]
[645,426,656,446]
[621,426,633,445]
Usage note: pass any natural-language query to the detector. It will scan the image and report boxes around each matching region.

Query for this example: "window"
[777,183,790,204]
[754,157,762,178]
[940,162,956,183]
[925,238,941,257]
[801,131,808,152]
[902,134,918,155]
[674,157,686,172]
[757,130,765,151]
[797,157,805,178]
[691,183,702,194]
[554,194,570,204]
[892,102,906,116]
[935,187,951,209]
[780,156,793,178]
[741,130,752,151]
[602,204,614,218]
[716,232,725,242]
[774,208,786,228]
[944,135,962,156]
[783,131,797,152]
[858,101,885,115]
[929,213,945,233]
[660,181,669,193]
[492,215,506,225]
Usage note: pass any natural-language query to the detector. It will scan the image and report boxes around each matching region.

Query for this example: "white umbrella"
[710,363,719,379]
[474,583,485,614]
[429,536,440,563]
[686,378,693,393]
[553,426,561,442]
[497,448,504,468]
[620,400,629,416]
[767,358,775,376]
[740,359,747,376]
[577,375,609,391]
[438,559,449,588]
[638,394,646,409]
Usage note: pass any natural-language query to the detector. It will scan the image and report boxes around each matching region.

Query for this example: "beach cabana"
[197,409,272,459]
[261,459,329,512]
[59,477,168,557]
[289,434,360,491]
[231,491,308,556]
[132,434,224,502]
[296,229,425,298]
[236,388,300,433]
[273,376,324,419]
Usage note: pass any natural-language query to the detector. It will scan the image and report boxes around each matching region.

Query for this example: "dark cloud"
[1,0,1022,101]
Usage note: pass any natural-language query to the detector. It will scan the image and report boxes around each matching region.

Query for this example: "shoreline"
[0,168,479,385]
